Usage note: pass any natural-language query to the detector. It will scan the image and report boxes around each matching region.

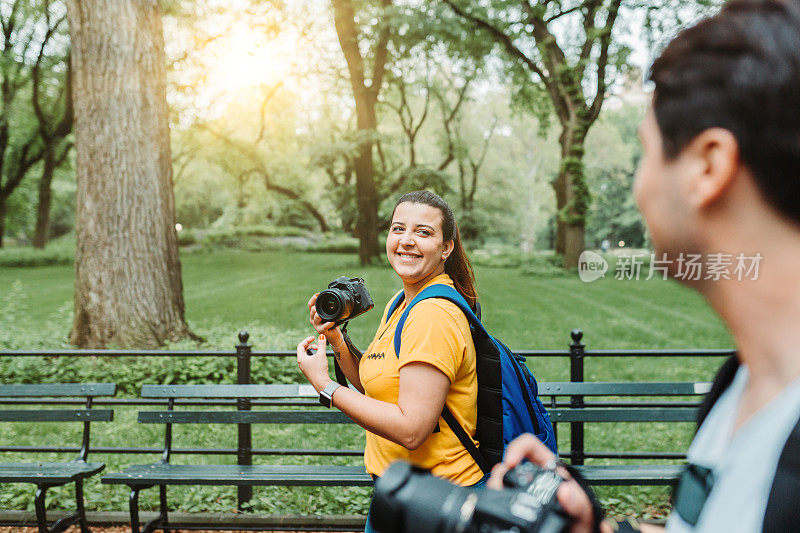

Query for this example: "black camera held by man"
[316,276,374,326]
[371,460,570,533]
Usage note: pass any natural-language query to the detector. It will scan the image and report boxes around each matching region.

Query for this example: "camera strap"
[333,322,363,387]
[333,360,348,387]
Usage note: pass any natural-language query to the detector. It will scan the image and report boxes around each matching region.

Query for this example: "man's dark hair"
[650,0,800,223]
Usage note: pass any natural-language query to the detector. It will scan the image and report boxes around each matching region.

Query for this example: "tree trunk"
[32,147,57,249]
[332,0,383,264]
[352,122,380,264]
[553,173,566,256]
[0,196,6,248]
[552,125,589,269]
[67,0,195,348]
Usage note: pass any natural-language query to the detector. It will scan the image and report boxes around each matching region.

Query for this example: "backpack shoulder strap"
[440,405,491,474]
[696,354,740,429]
[763,411,800,530]
[392,284,487,357]
[386,291,407,323]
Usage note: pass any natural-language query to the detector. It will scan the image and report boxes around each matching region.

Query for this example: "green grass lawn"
[1,249,733,352]
[0,249,735,519]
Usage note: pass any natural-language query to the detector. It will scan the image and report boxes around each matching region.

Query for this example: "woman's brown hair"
[392,190,478,307]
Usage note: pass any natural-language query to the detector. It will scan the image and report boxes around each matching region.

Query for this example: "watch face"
[319,383,339,408]
[319,391,331,408]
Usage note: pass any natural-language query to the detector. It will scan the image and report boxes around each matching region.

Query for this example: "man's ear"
[684,127,739,209]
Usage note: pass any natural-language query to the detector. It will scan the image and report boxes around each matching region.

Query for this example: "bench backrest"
[139,384,353,462]
[536,381,711,463]
[137,381,711,464]
[539,381,710,423]
[0,383,116,461]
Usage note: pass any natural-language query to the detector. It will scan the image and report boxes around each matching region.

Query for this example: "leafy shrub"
[177,229,198,246]
[0,237,75,267]
[184,226,358,255]
[471,250,525,268]
[519,253,569,277]
[470,249,567,277]
[232,225,308,238]
[0,314,307,397]
[308,235,359,254]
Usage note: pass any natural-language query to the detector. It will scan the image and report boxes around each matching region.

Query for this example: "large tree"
[440,0,627,268]
[437,0,721,267]
[331,0,391,264]
[67,0,195,348]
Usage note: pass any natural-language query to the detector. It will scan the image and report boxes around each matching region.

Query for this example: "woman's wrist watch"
[319,381,341,408]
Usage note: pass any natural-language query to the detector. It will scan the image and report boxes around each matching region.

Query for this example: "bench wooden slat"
[0,383,116,397]
[137,410,351,424]
[138,382,712,401]
[100,462,683,487]
[574,464,684,486]
[0,462,106,484]
[137,408,698,424]
[102,464,372,487]
[539,382,711,396]
[141,384,317,399]
[0,409,114,422]
[549,408,697,423]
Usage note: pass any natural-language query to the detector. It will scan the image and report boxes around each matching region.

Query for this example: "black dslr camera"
[371,461,570,533]
[316,276,374,326]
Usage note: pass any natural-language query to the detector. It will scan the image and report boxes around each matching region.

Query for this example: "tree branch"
[201,124,329,231]
[442,0,546,81]
[55,140,73,166]
[53,53,73,138]
[577,0,603,81]
[255,81,284,145]
[32,14,67,140]
[443,0,569,123]
[587,0,622,124]
[545,2,586,23]
[434,75,471,172]
[332,0,367,94]
[369,0,392,102]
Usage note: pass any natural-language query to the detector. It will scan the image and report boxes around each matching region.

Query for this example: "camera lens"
[372,462,474,533]
[316,289,353,322]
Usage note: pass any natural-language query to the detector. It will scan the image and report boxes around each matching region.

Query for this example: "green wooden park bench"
[0,383,116,533]
[101,384,371,533]
[100,379,711,531]
[539,380,711,486]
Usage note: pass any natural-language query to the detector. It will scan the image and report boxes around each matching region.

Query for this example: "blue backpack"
[388,284,557,473]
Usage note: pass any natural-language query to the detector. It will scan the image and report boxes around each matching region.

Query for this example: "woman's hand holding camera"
[296,334,332,393]
[308,293,346,351]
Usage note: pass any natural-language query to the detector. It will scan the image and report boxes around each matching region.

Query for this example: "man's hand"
[488,434,605,533]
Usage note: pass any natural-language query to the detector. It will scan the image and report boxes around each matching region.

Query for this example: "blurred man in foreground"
[489,1,800,531]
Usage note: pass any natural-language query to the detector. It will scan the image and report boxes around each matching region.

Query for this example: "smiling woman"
[295,190,485,533]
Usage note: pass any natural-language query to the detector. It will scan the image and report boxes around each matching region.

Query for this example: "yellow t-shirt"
[359,273,483,486]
